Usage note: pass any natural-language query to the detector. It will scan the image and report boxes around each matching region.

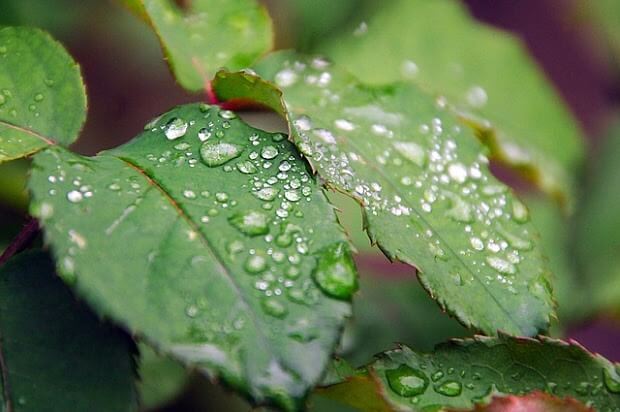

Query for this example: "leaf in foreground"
[213,53,554,337]
[124,0,273,92]
[319,335,620,412]
[323,0,584,206]
[0,26,86,163]
[0,250,136,412]
[29,103,355,410]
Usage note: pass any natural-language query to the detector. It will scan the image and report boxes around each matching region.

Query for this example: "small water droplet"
[386,365,429,397]
[200,141,244,167]
[435,380,462,397]
[261,298,288,318]
[218,110,236,120]
[244,254,268,274]
[393,141,426,167]
[198,128,212,142]
[275,68,298,88]
[164,117,188,140]
[466,85,488,108]
[312,243,358,299]
[486,256,516,275]
[67,190,83,203]
[254,187,279,201]
[431,371,444,382]
[261,145,279,160]
[229,210,270,236]
[236,160,257,174]
[512,199,529,223]
[34,93,44,102]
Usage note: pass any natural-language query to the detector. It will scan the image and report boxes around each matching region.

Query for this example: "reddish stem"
[0,219,40,267]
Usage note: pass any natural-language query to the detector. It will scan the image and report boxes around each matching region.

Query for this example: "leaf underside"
[213,52,555,337]
[323,0,584,207]
[29,103,355,410]
[130,0,273,92]
[0,26,86,163]
[320,335,620,412]
[0,250,137,412]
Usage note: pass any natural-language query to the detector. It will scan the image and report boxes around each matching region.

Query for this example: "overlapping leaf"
[322,0,584,206]
[28,103,356,410]
[319,335,620,412]
[0,26,86,163]
[121,0,273,92]
[0,250,137,412]
[212,52,554,337]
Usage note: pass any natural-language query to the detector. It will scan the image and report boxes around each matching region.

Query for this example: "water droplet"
[0,95,5,106]
[229,210,270,236]
[447,163,468,183]
[198,128,212,142]
[275,68,298,88]
[431,371,444,382]
[603,367,620,393]
[486,256,516,275]
[393,141,426,167]
[215,192,229,203]
[244,254,267,274]
[261,298,288,318]
[183,190,196,199]
[186,305,199,318]
[236,161,257,174]
[312,243,358,299]
[261,145,279,160]
[218,110,236,120]
[34,93,44,102]
[435,380,462,397]
[401,60,419,79]
[284,190,301,202]
[446,195,473,223]
[164,117,188,140]
[466,85,488,108]
[386,365,429,397]
[200,141,244,167]
[335,119,355,131]
[254,187,279,201]
[67,190,83,203]
[512,199,529,223]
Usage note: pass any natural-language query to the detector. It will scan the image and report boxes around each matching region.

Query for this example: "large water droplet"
[244,254,267,274]
[312,243,358,299]
[200,141,244,167]
[164,118,188,140]
[236,161,257,174]
[275,68,298,88]
[67,190,83,203]
[261,145,279,160]
[435,380,462,397]
[512,199,529,223]
[254,187,279,201]
[386,365,429,397]
[229,210,270,236]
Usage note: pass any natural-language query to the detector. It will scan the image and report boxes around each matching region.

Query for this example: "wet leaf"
[213,53,554,337]
[453,391,593,412]
[0,27,86,163]
[320,335,620,412]
[322,0,584,207]
[575,122,620,317]
[123,0,273,92]
[29,104,355,410]
[0,250,137,412]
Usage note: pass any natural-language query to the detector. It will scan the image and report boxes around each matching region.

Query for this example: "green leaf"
[322,0,584,207]
[28,103,355,410]
[0,26,86,163]
[0,250,137,412]
[320,335,620,412]
[212,53,554,337]
[575,122,620,316]
[459,392,592,412]
[125,0,273,92]
[138,344,188,409]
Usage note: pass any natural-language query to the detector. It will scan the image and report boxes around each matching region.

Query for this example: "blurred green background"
[1,0,620,410]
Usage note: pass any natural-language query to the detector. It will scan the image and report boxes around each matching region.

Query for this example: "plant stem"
[0,218,40,267]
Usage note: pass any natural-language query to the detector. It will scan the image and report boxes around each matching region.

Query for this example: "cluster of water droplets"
[142,105,357,328]
[383,359,620,410]
[271,57,543,294]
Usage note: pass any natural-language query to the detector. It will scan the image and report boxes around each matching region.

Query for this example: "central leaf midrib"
[114,156,299,382]
[0,120,56,146]
[304,128,527,333]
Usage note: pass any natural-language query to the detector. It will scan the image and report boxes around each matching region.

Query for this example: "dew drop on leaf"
[312,243,358,299]
[244,254,268,274]
[603,368,620,394]
[228,210,270,236]
[261,297,288,318]
[164,117,188,140]
[200,141,244,167]
[67,190,83,203]
[385,365,429,397]
[260,145,279,160]
[434,380,462,397]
